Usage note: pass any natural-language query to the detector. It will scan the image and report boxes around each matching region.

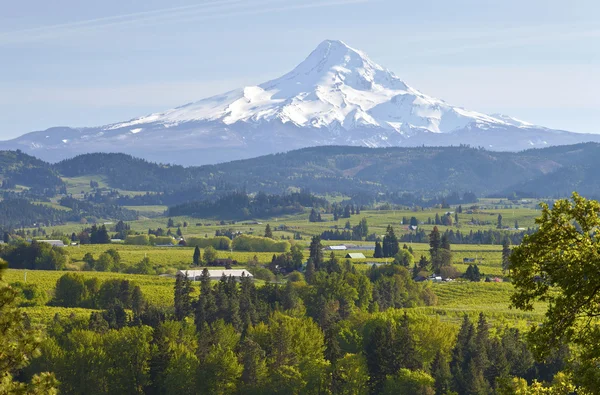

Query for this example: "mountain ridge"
[2,39,599,165]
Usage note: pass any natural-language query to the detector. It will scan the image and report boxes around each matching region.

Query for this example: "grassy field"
[11,199,547,327]
[6,267,542,328]
[5,269,176,308]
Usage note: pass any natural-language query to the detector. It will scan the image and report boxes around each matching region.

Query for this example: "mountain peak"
[4,39,588,166]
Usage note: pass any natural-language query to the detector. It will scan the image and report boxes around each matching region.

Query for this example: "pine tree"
[309,208,319,223]
[394,312,422,370]
[374,241,383,258]
[450,315,475,394]
[309,236,323,270]
[382,225,399,258]
[501,238,511,273]
[344,205,351,218]
[176,227,182,237]
[167,218,174,228]
[174,273,193,320]
[455,212,459,224]
[497,214,503,229]
[305,258,316,284]
[431,350,451,395]
[264,224,273,238]
[193,246,201,265]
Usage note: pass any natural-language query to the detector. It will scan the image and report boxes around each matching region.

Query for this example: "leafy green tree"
[203,246,218,264]
[510,193,600,391]
[332,353,369,395]
[382,369,435,395]
[54,273,88,307]
[0,259,58,393]
[393,249,414,267]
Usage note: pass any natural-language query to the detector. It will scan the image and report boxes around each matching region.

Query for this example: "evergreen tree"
[193,246,201,265]
[450,315,475,394]
[176,227,182,237]
[497,214,503,229]
[309,236,324,270]
[431,350,451,395]
[382,225,399,258]
[167,218,174,228]
[3,232,9,243]
[501,238,511,273]
[418,255,429,270]
[429,226,442,271]
[394,312,422,371]
[344,205,351,218]
[365,322,395,393]
[195,268,217,330]
[454,212,459,224]
[264,224,273,239]
[374,241,383,258]
[309,208,319,222]
[174,273,193,320]
[305,258,316,284]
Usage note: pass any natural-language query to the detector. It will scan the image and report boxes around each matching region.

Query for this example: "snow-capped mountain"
[2,39,599,165]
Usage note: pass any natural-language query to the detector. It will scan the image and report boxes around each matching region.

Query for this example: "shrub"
[124,234,150,246]
[231,234,290,252]
[11,281,48,307]
[186,236,231,250]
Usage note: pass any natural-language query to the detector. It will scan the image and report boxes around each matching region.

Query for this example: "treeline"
[59,196,138,221]
[0,197,138,229]
[0,199,69,228]
[400,228,536,245]
[385,191,478,207]
[1,240,69,270]
[168,191,329,219]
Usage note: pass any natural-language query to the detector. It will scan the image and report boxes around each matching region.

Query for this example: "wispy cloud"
[0,0,371,45]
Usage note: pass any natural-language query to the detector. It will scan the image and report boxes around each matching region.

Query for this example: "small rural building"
[177,269,253,281]
[463,258,476,263]
[37,240,65,247]
[345,253,366,259]
[326,245,347,251]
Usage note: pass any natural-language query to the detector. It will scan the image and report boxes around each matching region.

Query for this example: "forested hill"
[0,150,65,195]
[5,143,600,199]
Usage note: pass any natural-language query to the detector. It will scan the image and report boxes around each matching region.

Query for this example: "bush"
[186,236,231,250]
[11,281,48,307]
[439,265,459,279]
[150,235,176,246]
[248,266,275,282]
[231,234,290,252]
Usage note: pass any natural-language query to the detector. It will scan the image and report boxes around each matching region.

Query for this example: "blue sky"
[1,0,598,139]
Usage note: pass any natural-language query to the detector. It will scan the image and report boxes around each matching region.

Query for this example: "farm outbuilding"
[177,269,253,281]
[37,240,65,247]
[326,245,347,251]
[345,253,366,259]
